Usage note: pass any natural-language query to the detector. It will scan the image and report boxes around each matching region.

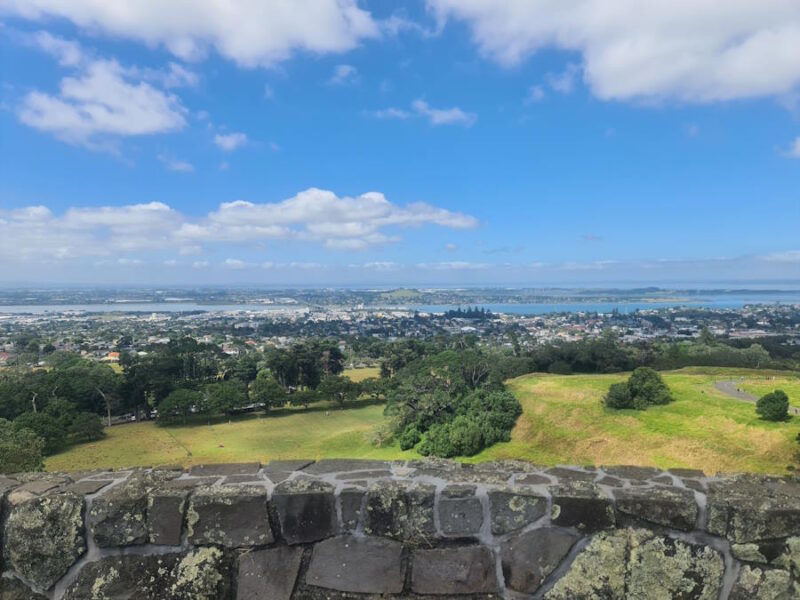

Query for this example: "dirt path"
[714,380,800,416]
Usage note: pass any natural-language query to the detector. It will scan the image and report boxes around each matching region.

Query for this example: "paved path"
[714,380,800,416]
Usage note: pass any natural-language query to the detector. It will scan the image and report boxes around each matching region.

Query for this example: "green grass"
[45,367,800,474]
[467,367,800,474]
[343,366,381,382]
[740,374,800,406]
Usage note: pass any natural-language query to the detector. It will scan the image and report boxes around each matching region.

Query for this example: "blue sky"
[0,1,799,286]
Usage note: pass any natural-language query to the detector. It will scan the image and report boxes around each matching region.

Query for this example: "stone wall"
[1,459,800,599]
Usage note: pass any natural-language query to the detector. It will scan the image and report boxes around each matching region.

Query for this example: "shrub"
[0,418,44,473]
[13,412,66,455]
[605,367,672,410]
[756,390,789,422]
[399,426,421,450]
[68,412,105,442]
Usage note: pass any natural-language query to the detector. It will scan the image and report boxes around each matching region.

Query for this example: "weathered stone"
[546,467,597,482]
[546,529,723,600]
[0,578,47,599]
[501,527,579,593]
[707,474,800,543]
[669,468,706,478]
[148,488,188,545]
[164,476,219,489]
[597,475,624,487]
[551,481,615,531]
[66,479,112,495]
[439,485,483,536]
[615,486,698,530]
[545,530,626,599]
[236,546,303,600]
[603,465,663,480]
[683,479,706,492]
[3,493,85,590]
[302,459,388,475]
[627,530,724,599]
[339,487,365,532]
[262,460,314,483]
[223,474,264,485]
[333,470,393,480]
[488,488,546,535]
[412,546,498,595]
[651,474,675,485]
[272,479,336,544]
[188,486,272,547]
[774,537,800,578]
[306,535,405,594]
[189,463,260,476]
[89,470,176,547]
[364,480,436,543]
[515,473,551,486]
[730,565,800,600]
[62,548,233,600]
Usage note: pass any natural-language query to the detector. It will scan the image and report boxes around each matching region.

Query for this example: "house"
[101,351,120,363]
[0,352,10,366]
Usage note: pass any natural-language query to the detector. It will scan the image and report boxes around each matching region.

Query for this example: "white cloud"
[224,258,247,269]
[328,64,358,85]
[370,100,476,126]
[192,261,210,269]
[214,132,248,151]
[546,63,579,94]
[427,0,800,102]
[264,84,274,99]
[412,99,476,126]
[525,85,545,103]
[416,261,490,270]
[19,59,186,147]
[3,0,380,67]
[785,137,800,158]
[158,154,194,172]
[31,31,83,66]
[0,188,478,264]
[763,250,800,262]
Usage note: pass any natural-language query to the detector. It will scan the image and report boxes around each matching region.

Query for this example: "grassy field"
[45,367,800,474]
[343,366,381,382]
[469,367,800,474]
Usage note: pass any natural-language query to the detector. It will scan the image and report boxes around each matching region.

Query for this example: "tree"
[317,376,360,407]
[605,382,633,409]
[250,372,286,413]
[44,398,78,430]
[158,389,202,423]
[13,412,66,455]
[605,367,672,410]
[68,412,105,442]
[756,390,789,422]
[205,380,247,414]
[0,419,44,473]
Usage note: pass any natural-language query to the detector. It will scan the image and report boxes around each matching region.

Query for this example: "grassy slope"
[342,366,381,382]
[46,367,800,474]
[468,367,800,474]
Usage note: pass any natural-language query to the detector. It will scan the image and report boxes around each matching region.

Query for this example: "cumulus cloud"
[427,0,800,102]
[31,31,83,66]
[369,100,476,126]
[158,154,194,172]
[2,0,380,67]
[0,188,478,264]
[214,132,248,151]
[18,58,187,147]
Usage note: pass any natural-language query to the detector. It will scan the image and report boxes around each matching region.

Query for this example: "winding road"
[714,380,800,416]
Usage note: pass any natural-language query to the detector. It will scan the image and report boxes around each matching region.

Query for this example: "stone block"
[62,548,233,599]
[411,546,498,595]
[488,488,546,535]
[148,488,188,545]
[614,486,698,531]
[306,535,405,594]
[546,467,596,482]
[236,546,303,600]
[501,527,580,593]
[302,459,388,475]
[551,481,615,531]
[272,479,336,544]
[364,480,436,543]
[338,487,365,532]
[438,485,483,536]
[602,465,663,481]
[188,486,272,548]
[730,565,800,600]
[189,463,260,476]
[3,492,85,590]
[66,479,112,495]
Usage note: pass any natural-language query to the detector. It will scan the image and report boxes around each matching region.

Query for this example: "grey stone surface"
[488,488,546,534]
[515,473,551,485]
[272,479,337,544]
[364,480,436,543]
[189,463,260,476]
[188,486,272,547]
[603,465,663,480]
[546,467,597,482]
[439,485,483,536]
[412,546,498,595]
[149,488,188,545]
[164,476,220,489]
[501,527,580,593]
[708,474,800,543]
[551,480,615,531]
[62,548,233,600]
[306,535,405,594]
[730,565,800,600]
[3,493,85,590]
[302,459,388,475]
[615,485,698,530]
[236,546,303,600]
[339,487,365,532]
[66,479,112,495]
[0,578,47,600]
